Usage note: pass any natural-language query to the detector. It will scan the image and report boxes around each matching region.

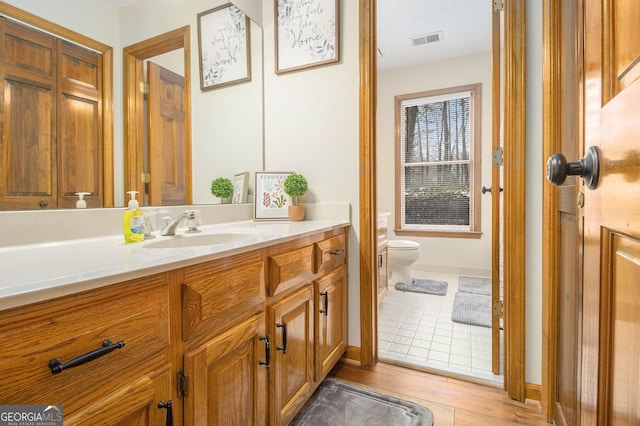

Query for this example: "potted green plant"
[210,177,233,203]
[284,173,308,221]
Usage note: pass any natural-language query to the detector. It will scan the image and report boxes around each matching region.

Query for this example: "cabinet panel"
[65,364,172,426]
[0,274,170,416]
[314,233,346,275]
[267,244,314,297]
[183,314,267,426]
[315,265,347,381]
[182,250,265,341]
[270,285,314,425]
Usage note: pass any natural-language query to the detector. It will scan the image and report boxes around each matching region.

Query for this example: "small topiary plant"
[210,177,233,202]
[283,173,308,206]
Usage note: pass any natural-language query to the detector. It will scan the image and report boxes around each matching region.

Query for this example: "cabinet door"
[66,365,173,426]
[269,285,314,426]
[315,265,347,381]
[183,314,268,426]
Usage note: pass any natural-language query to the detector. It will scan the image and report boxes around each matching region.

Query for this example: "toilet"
[387,240,420,286]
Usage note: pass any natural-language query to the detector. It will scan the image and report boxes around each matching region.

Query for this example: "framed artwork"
[254,172,293,220]
[197,3,251,90]
[232,172,249,203]
[275,0,339,74]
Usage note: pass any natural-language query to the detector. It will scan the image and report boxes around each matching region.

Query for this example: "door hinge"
[141,171,151,184]
[140,82,150,94]
[178,370,188,397]
[493,299,504,318]
[493,147,504,166]
[493,0,504,12]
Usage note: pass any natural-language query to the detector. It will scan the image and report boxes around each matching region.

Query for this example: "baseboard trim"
[345,345,361,362]
[526,383,541,402]
[412,263,491,278]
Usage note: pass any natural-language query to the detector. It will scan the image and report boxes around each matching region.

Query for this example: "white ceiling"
[377,0,493,71]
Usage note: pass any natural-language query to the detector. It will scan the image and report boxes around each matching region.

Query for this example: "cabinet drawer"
[314,233,346,275]
[267,244,314,297]
[0,274,170,414]
[182,250,265,341]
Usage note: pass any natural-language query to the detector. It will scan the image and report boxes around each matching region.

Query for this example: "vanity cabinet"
[0,274,173,425]
[377,214,389,301]
[181,250,268,425]
[0,225,349,425]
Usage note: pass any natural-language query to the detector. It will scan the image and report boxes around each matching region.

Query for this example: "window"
[395,84,481,237]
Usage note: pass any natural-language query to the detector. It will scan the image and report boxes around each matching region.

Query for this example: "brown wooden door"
[147,61,186,206]
[269,285,314,426]
[580,1,640,424]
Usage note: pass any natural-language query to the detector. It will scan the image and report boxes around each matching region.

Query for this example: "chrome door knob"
[546,146,600,190]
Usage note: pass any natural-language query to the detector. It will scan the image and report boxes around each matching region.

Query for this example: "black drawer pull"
[320,291,329,316]
[259,335,271,369]
[276,322,287,354]
[158,400,173,426]
[329,249,344,255]
[48,339,125,375]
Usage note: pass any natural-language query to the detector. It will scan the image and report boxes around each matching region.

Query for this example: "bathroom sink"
[142,231,264,249]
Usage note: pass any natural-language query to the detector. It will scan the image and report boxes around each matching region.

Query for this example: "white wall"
[377,53,493,277]
[261,1,362,345]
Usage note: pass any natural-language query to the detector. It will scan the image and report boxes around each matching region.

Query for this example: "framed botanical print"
[254,172,292,220]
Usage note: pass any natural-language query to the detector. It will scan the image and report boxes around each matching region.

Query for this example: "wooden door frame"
[541,0,580,421]
[358,0,528,401]
[123,26,192,205]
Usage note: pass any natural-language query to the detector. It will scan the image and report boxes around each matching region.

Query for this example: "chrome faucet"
[160,210,200,236]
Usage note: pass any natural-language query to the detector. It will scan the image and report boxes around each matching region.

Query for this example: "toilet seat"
[388,240,419,250]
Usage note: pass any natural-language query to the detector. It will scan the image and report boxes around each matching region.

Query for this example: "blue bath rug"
[394,278,448,296]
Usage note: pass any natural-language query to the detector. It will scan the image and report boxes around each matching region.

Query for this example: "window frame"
[394,83,482,238]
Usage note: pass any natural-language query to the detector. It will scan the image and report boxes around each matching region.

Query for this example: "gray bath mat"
[451,291,492,328]
[458,275,492,296]
[291,378,434,425]
[395,278,448,296]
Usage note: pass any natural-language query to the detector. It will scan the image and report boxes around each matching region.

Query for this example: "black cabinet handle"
[329,249,344,255]
[48,340,125,374]
[259,335,270,369]
[319,291,329,316]
[276,322,287,354]
[158,400,173,426]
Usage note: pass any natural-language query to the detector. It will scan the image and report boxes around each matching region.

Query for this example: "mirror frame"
[123,26,192,206]
[0,1,114,207]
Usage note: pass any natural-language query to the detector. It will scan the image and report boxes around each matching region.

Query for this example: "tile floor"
[378,271,503,383]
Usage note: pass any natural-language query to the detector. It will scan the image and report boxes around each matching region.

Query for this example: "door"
[315,265,347,380]
[551,2,584,425]
[489,5,503,376]
[580,1,640,424]
[147,61,186,206]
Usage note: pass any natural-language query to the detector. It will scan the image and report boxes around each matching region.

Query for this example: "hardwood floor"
[329,359,548,425]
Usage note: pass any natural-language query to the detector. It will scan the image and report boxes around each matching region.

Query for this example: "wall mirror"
[0,0,264,210]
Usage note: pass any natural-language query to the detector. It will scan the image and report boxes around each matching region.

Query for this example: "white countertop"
[0,220,349,311]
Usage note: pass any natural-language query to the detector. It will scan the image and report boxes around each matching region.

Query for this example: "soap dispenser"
[123,191,145,243]
[75,192,90,209]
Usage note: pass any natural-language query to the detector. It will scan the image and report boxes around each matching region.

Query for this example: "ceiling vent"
[411,31,442,46]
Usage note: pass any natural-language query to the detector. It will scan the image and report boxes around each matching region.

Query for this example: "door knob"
[481,186,503,194]
[546,146,600,189]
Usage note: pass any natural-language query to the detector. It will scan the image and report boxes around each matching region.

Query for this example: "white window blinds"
[399,90,473,230]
